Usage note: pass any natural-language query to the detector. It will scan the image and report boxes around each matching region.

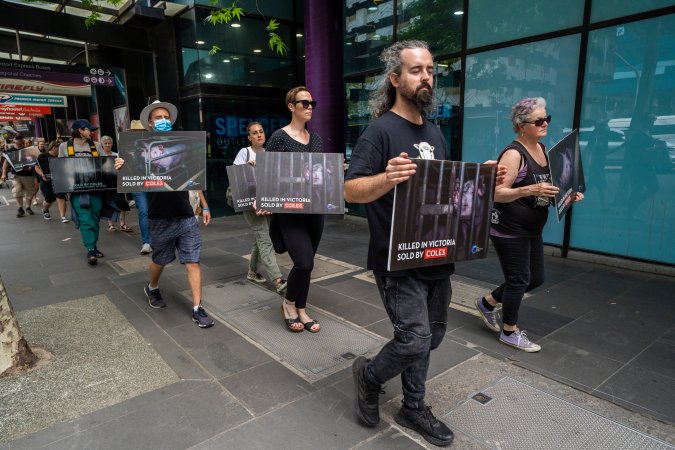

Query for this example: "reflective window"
[344,0,394,75]
[571,15,675,264]
[591,0,675,23]
[345,74,379,160]
[462,35,581,244]
[467,0,584,49]
[178,9,296,88]
[397,0,463,56]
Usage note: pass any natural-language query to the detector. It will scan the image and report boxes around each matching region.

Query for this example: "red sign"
[0,105,51,115]
[423,247,448,260]
[283,202,305,210]
[143,180,165,187]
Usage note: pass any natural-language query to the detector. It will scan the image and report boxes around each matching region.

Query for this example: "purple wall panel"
[304,0,343,154]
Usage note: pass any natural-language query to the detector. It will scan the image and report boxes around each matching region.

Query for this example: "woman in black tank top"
[474,98,584,353]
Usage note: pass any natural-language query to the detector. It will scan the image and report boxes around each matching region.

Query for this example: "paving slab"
[0,295,178,442]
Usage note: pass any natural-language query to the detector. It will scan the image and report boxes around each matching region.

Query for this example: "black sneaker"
[394,402,454,447]
[17,207,25,217]
[144,285,166,309]
[42,209,51,220]
[352,356,380,427]
[192,305,214,328]
[94,248,104,258]
[26,207,34,215]
[87,249,98,265]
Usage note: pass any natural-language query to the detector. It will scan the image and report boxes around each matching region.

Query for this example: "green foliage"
[22,0,126,28]
[205,2,244,26]
[206,1,289,56]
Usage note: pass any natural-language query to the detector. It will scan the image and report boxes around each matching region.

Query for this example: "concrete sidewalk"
[0,203,673,449]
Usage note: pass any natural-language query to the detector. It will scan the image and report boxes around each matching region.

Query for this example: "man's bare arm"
[344,152,416,204]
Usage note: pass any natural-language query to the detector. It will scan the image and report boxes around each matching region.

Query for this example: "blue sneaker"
[475,297,500,332]
[192,305,214,328]
[499,329,541,352]
[144,285,166,309]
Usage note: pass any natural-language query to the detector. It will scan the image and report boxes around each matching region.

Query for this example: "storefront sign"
[0,93,67,107]
[0,105,51,115]
[0,59,114,87]
[0,79,92,97]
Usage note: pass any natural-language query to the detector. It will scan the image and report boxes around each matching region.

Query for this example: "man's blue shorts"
[149,216,201,265]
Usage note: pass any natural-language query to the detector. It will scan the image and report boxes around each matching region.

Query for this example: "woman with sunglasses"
[474,97,583,352]
[264,86,323,333]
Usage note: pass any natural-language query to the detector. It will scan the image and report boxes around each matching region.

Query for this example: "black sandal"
[302,320,320,333]
[280,305,303,332]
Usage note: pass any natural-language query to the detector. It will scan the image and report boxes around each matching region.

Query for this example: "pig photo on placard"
[548,129,584,221]
[50,156,117,193]
[388,160,496,271]
[116,131,206,193]
[2,146,40,172]
[256,152,344,214]
[226,164,256,212]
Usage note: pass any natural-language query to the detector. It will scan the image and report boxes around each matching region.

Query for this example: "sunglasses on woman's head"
[524,115,552,127]
[293,100,317,109]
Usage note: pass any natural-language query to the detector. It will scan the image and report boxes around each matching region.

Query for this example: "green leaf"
[268,32,288,55]
[209,45,221,55]
[266,18,280,32]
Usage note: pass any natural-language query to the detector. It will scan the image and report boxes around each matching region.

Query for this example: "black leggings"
[277,214,324,308]
[490,234,545,326]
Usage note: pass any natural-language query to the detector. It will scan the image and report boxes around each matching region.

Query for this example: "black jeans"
[490,235,545,326]
[277,213,324,308]
[365,275,450,409]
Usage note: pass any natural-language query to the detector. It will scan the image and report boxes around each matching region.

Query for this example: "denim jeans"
[365,275,451,409]
[243,210,282,281]
[132,192,150,245]
[490,235,545,326]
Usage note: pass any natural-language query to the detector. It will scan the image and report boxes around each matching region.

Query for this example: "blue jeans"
[132,192,150,245]
[490,235,545,326]
[365,275,451,409]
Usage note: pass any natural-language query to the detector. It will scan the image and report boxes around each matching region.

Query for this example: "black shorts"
[39,180,56,203]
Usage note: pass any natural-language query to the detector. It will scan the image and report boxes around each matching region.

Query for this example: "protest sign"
[2,146,40,172]
[226,163,256,212]
[50,156,117,193]
[256,152,344,214]
[116,131,206,192]
[548,129,584,222]
[388,160,496,271]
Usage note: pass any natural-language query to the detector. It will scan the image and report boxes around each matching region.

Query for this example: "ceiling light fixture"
[453,10,463,15]
[253,49,262,53]
[230,23,241,27]
[195,40,205,45]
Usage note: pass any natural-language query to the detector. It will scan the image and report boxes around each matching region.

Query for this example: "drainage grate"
[185,280,280,316]
[224,305,387,383]
[443,377,674,450]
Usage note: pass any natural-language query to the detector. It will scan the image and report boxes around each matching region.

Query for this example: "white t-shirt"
[233,146,260,165]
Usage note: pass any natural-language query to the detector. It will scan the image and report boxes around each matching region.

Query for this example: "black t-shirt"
[148,191,194,219]
[345,111,455,279]
[266,129,324,153]
[491,141,551,237]
[37,152,51,177]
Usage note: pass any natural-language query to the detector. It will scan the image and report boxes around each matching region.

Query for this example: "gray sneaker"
[475,297,500,332]
[192,305,214,328]
[499,329,541,352]
[247,272,266,283]
[144,285,166,309]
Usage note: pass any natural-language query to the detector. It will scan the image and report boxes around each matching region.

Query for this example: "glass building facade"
[343,0,675,266]
[175,0,304,216]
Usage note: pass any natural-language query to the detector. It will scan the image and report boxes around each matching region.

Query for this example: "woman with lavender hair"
[474,97,584,352]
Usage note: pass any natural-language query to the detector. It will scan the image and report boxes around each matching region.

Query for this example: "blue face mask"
[153,118,172,132]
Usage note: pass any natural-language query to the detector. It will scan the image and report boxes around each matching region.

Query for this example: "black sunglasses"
[523,115,552,127]
[293,100,317,109]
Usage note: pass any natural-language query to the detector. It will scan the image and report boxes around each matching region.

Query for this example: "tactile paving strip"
[443,377,674,450]
[224,303,387,383]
